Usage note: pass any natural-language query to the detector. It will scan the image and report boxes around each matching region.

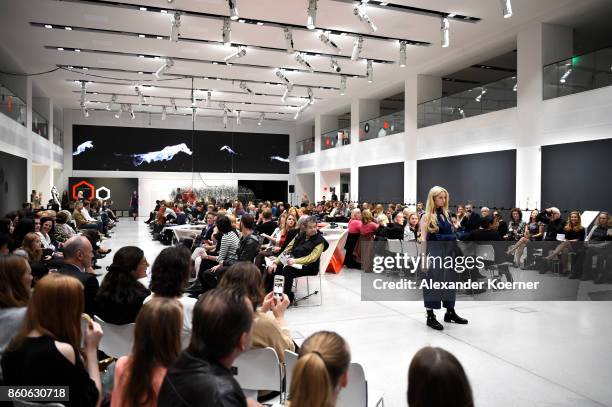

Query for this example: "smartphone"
[273,275,285,299]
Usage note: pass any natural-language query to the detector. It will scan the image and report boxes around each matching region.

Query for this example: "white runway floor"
[98,219,612,407]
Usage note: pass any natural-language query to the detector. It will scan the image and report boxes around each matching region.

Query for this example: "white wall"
[64,109,296,214]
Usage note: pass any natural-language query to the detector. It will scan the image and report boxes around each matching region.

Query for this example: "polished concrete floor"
[99,219,612,407]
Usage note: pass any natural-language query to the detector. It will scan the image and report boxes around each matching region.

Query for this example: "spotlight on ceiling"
[500,0,513,18]
[351,36,363,61]
[307,87,315,104]
[170,98,177,112]
[441,17,450,48]
[318,32,341,53]
[106,94,117,111]
[236,110,241,125]
[340,76,347,95]
[170,12,181,42]
[114,105,123,119]
[353,4,377,32]
[153,58,174,80]
[275,68,292,86]
[128,104,135,119]
[475,88,487,102]
[513,82,517,92]
[223,109,228,128]
[294,101,309,120]
[239,81,254,96]
[366,60,373,83]
[161,106,167,120]
[258,112,264,126]
[191,89,197,107]
[330,57,341,73]
[224,46,247,63]
[307,0,318,29]
[399,41,407,67]
[284,28,294,53]
[560,66,572,83]
[206,91,212,107]
[80,102,89,118]
[228,0,239,20]
[281,84,293,103]
[80,81,86,105]
[223,19,232,47]
[295,53,314,72]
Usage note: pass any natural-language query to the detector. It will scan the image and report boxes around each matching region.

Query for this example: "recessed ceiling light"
[257,22,264,26]
[138,71,143,74]
[212,61,218,65]
[138,55,145,58]
[160,9,167,14]
[154,56,160,60]
[216,78,221,80]
[74,49,81,52]
[203,77,209,80]
[238,19,245,23]
[44,24,53,28]
[139,34,145,38]
[65,26,72,30]
[67,66,74,69]
[448,13,456,18]
[379,2,388,5]
[57,47,64,51]
[82,67,88,70]
[139,7,147,11]
[156,36,163,40]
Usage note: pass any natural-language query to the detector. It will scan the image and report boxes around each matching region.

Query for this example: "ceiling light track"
[49,46,367,77]
[56,0,431,45]
[32,22,397,63]
[328,0,481,22]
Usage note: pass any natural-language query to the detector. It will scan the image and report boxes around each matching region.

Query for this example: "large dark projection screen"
[238,180,288,203]
[0,151,27,216]
[417,150,516,208]
[72,125,289,174]
[359,162,404,203]
[541,139,612,212]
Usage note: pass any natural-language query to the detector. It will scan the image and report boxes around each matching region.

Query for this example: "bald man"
[58,235,99,316]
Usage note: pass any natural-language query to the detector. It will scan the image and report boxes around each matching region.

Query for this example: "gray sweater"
[0,307,26,380]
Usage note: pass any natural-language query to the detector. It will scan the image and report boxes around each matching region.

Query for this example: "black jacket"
[58,263,99,317]
[537,212,564,241]
[157,351,246,407]
[460,212,482,233]
[385,223,405,240]
[227,233,260,265]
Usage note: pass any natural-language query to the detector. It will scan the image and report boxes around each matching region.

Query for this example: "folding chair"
[233,347,284,403]
[284,349,298,399]
[93,315,135,358]
[337,362,384,407]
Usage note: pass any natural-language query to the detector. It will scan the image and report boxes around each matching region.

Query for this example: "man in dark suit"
[460,203,481,235]
[58,235,99,316]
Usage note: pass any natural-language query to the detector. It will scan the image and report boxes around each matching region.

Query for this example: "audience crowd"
[0,191,610,406]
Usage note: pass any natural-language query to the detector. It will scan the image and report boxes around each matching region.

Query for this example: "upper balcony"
[0,83,26,127]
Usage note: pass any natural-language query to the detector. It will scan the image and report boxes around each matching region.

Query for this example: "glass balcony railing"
[32,109,48,139]
[543,46,612,100]
[53,126,63,147]
[296,137,315,156]
[0,84,26,127]
[321,128,350,150]
[359,110,404,141]
[417,76,517,128]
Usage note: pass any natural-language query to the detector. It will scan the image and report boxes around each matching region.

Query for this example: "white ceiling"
[0,0,606,123]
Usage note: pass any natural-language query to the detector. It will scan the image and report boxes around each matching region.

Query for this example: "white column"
[404,74,418,204]
[25,77,33,202]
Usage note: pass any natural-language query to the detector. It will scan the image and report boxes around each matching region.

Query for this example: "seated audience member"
[506,209,544,267]
[58,236,99,316]
[112,297,183,407]
[256,208,278,245]
[344,209,362,269]
[466,215,502,241]
[0,218,13,236]
[374,214,390,241]
[54,211,77,243]
[192,212,216,250]
[459,204,481,235]
[267,216,329,304]
[544,211,585,274]
[454,205,466,230]
[13,232,49,282]
[197,214,239,274]
[37,216,59,254]
[218,263,294,401]
[354,209,378,271]
[386,211,406,240]
[0,234,14,254]
[157,288,260,407]
[579,212,612,283]
[506,208,526,241]
[0,255,32,381]
[492,210,508,238]
[73,201,105,235]
[289,331,350,407]
[146,245,195,348]
[1,274,103,407]
[480,206,491,218]
[12,217,35,250]
[95,246,151,325]
[407,347,473,407]
[538,207,564,241]
[404,212,420,242]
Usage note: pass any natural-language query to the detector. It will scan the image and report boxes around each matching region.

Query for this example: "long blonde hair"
[564,211,584,233]
[289,331,350,407]
[424,186,450,234]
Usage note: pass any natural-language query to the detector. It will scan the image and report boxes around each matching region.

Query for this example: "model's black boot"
[444,308,468,324]
[426,310,444,331]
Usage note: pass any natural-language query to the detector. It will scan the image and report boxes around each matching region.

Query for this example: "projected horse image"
[73,141,94,156]
[128,143,193,166]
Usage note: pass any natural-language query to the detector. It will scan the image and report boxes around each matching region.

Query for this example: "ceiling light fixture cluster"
[353,3,377,32]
